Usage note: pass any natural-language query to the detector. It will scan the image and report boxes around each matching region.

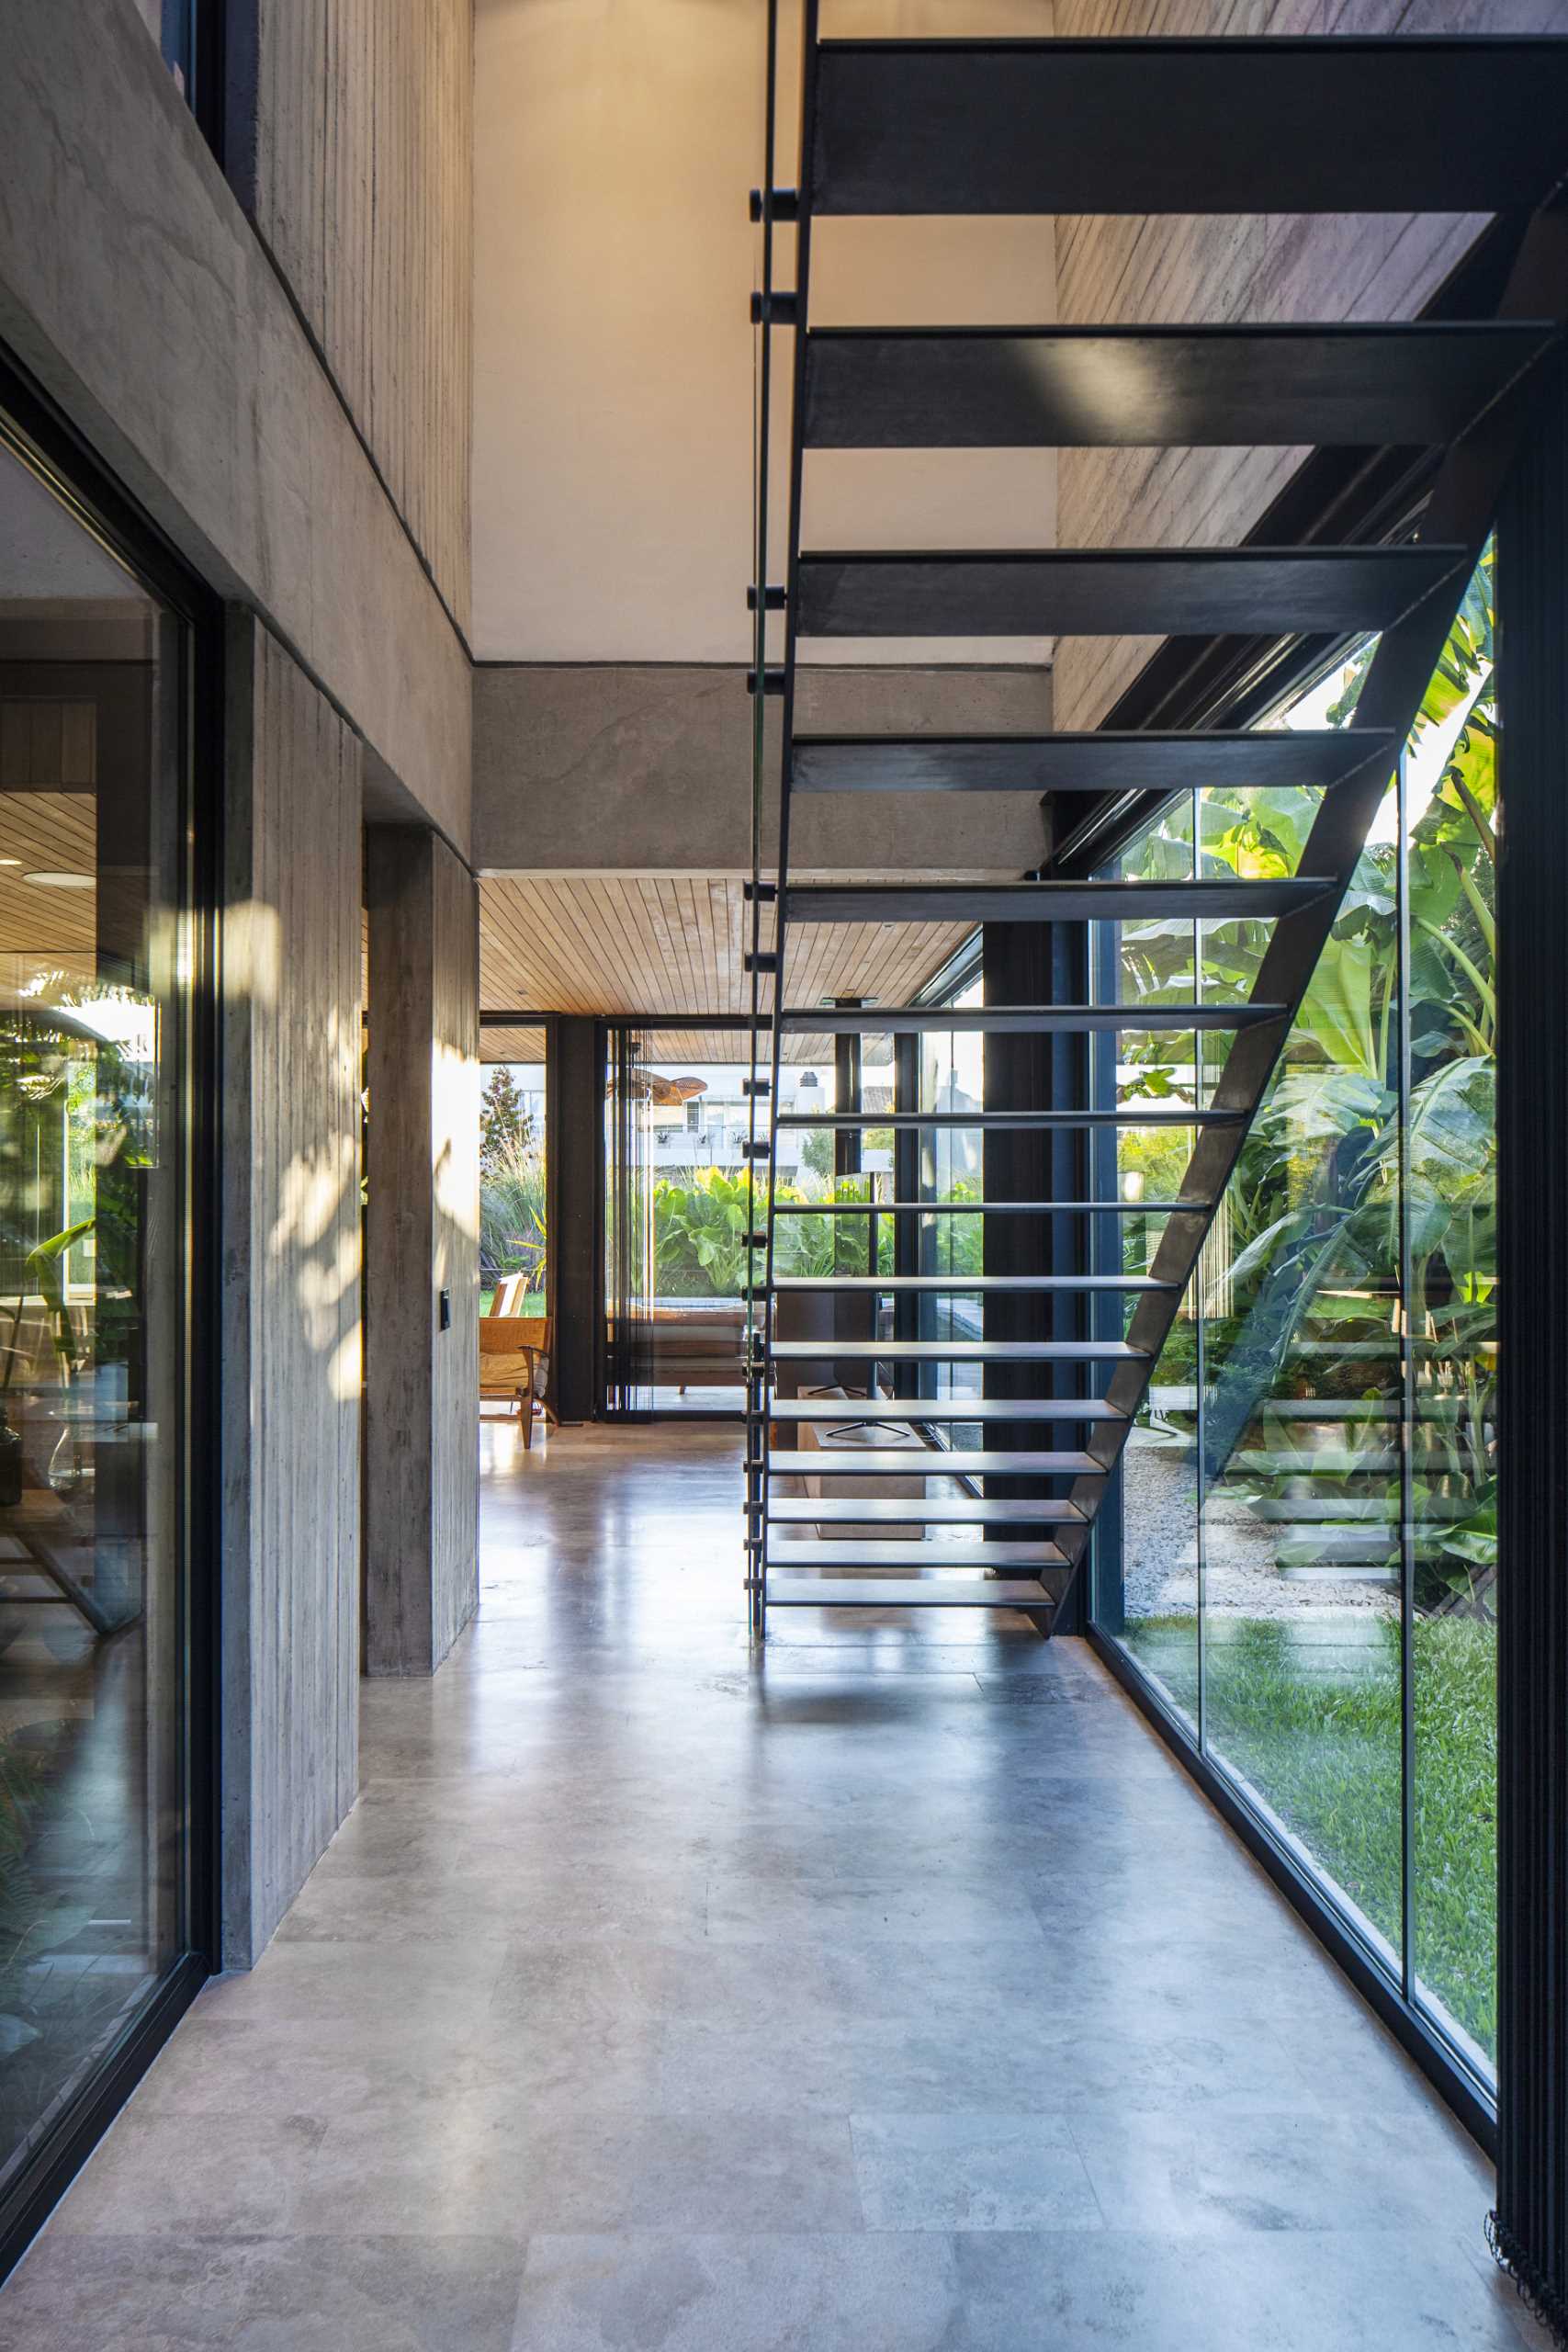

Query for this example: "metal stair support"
[741,12,1568,1638]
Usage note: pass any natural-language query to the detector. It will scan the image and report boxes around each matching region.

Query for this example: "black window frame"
[0,340,223,2285]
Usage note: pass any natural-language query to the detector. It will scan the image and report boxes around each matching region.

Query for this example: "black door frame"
[0,345,223,2282]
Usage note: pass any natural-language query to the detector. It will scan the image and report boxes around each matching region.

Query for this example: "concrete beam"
[0,2,471,855]
[473,663,1054,876]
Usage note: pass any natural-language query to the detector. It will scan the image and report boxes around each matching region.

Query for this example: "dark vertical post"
[894,1032,920,1399]
[1492,353,1568,2324]
[833,1006,866,1380]
[1088,913,1126,1634]
[551,1015,602,1423]
[834,1023,863,1194]
[984,922,1085,1631]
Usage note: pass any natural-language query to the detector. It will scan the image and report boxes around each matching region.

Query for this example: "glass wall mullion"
[1396,748,1418,2003]
[1191,790,1207,1757]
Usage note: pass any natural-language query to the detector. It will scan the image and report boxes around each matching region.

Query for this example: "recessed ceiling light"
[24,872,94,891]
[0,859,20,868]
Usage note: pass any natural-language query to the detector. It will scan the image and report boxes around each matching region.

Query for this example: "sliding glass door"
[0,392,209,2236]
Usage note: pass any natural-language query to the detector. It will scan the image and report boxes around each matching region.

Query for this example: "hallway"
[6,1425,1542,2349]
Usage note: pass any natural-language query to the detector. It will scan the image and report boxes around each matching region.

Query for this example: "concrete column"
[221,612,362,1965]
[364,826,481,1676]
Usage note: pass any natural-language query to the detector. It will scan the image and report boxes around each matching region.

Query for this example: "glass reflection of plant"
[0,989,158,2037]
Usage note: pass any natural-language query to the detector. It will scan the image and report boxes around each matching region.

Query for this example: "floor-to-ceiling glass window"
[1197,654,1407,1991]
[479,1026,547,1314]
[1404,551,1497,2072]
[1089,546,1499,2098]
[918,971,985,1435]
[604,1024,839,1416]
[0,403,207,2223]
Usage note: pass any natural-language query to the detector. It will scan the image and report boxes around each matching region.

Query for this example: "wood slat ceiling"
[0,789,97,967]
[479,874,969,1061]
[479,1023,547,1065]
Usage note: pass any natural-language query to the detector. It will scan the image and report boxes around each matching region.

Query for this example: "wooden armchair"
[479,1310,556,1447]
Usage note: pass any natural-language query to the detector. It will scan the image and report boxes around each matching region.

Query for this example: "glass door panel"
[605,1026,761,1416]
[479,1027,547,1314]
[604,1025,654,1416]
[0,427,195,2195]
[918,977,986,1439]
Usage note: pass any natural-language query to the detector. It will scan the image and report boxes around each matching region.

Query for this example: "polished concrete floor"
[6,1421,1547,2349]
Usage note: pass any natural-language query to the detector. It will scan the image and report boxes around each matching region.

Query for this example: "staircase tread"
[769,1272,1170,1291]
[768,1338,1146,1361]
[809,38,1568,217]
[766,1449,1101,1475]
[765,1572,1058,1608]
[795,545,1468,640]
[772,1197,1208,1213]
[768,1538,1066,1565]
[779,1001,1288,1032]
[784,877,1331,922]
[803,322,1557,451]
[773,1108,1240,1128]
[768,1396,1129,1421]
[769,1497,1084,1524]
[790,731,1394,796]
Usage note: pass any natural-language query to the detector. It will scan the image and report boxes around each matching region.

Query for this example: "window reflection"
[919,974,985,1433]
[1090,547,1500,2084]
[1091,792,1200,1726]
[0,433,187,2185]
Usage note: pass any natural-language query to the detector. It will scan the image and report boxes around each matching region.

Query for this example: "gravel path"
[1121,1432,1395,1623]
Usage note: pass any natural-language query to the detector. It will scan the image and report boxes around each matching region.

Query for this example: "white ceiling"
[471,0,1058,665]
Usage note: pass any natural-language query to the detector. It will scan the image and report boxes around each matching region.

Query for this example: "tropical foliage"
[649,1169,897,1298]
[1119,547,1497,1614]
[480,1066,536,1175]
[479,1125,547,1301]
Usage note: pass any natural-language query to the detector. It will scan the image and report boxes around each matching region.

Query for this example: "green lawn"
[479,1288,547,1317]
[1121,1611,1496,2060]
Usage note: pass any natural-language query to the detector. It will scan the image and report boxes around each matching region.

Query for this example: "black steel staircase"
[742,27,1568,1641]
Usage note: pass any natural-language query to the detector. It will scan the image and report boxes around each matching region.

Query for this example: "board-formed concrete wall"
[1053,0,1568,732]
[228,0,475,638]
[0,0,471,854]
[221,614,364,1968]
[473,663,1055,876]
